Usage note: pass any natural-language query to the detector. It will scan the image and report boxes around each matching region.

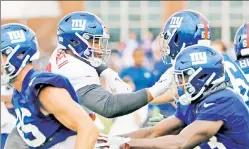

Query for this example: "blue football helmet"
[234,22,249,59]
[174,45,225,105]
[57,11,110,67]
[160,10,212,64]
[1,23,40,85]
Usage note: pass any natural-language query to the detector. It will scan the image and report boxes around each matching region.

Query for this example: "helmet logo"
[190,52,207,65]
[72,19,86,31]
[170,17,183,28]
[7,30,26,44]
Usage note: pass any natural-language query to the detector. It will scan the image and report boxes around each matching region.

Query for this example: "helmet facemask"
[174,67,216,105]
[70,32,111,67]
[1,46,19,86]
[159,29,180,64]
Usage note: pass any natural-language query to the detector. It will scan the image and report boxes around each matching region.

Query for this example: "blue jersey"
[236,57,249,79]
[12,69,79,149]
[223,54,249,103]
[175,89,249,149]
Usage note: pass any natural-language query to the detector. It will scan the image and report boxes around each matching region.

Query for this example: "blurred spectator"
[108,49,123,72]
[119,48,155,91]
[153,57,172,82]
[122,32,139,67]
[140,32,154,60]
[211,40,236,60]
[109,78,148,136]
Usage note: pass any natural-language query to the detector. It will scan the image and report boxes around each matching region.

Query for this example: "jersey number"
[15,108,46,147]
[224,61,249,101]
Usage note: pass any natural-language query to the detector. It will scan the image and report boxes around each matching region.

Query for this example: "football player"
[112,45,249,149]
[1,23,98,149]
[4,11,174,149]
[151,9,249,106]
[46,11,173,118]
[148,10,249,126]
[234,22,249,106]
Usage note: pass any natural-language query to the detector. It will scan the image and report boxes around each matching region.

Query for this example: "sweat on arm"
[76,84,149,118]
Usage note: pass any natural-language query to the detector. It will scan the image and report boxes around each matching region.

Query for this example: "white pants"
[49,135,76,149]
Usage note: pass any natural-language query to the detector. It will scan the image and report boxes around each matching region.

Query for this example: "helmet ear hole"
[195,26,198,32]
[174,33,179,46]
[70,40,80,46]
[238,36,241,42]
[199,74,208,80]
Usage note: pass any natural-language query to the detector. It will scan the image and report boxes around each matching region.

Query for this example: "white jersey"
[47,46,100,91]
[47,46,132,130]
[1,86,16,134]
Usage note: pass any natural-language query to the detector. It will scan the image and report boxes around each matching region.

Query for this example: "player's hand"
[148,67,174,98]
[4,101,14,109]
[148,113,166,127]
[95,134,131,149]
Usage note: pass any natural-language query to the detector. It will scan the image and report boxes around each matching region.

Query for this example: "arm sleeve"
[76,84,148,118]
[174,106,185,123]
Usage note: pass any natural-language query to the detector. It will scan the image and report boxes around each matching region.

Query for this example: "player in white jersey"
[45,11,173,118]
[5,11,173,148]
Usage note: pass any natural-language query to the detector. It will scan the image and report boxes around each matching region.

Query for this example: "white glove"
[147,113,166,127]
[100,68,132,94]
[148,67,174,98]
[95,134,131,149]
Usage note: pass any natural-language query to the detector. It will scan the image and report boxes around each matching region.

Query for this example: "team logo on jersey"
[169,17,183,28]
[72,19,87,31]
[7,30,26,44]
[190,52,207,65]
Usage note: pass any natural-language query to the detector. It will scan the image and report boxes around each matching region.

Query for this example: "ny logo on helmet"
[72,19,87,31]
[170,17,183,28]
[190,52,207,65]
[7,30,26,44]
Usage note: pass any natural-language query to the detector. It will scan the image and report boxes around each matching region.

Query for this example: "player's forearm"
[1,95,12,102]
[77,85,149,118]
[150,89,174,104]
[75,124,98,149]
[127,135,185,149]
[120,127,155,139]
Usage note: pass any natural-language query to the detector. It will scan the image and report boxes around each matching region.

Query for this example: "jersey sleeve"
[196,93,235,121]
[174,103,186,123]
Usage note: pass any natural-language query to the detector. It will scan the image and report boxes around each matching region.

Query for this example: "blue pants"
[1,134,8,149]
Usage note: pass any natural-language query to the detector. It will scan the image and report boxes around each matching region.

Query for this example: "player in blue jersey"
[1,23,98,149]
[111,45,249,149]
[234,22,249,105]
[150,10,249,107]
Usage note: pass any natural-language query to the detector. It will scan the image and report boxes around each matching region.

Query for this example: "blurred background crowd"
[1,1,249,135]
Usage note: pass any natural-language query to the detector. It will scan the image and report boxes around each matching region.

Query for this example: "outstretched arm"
[39,86,99,149]
[77,68,174,118]
[124,120,223,149]
[121,116,184,139]
[77,84,152,118]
